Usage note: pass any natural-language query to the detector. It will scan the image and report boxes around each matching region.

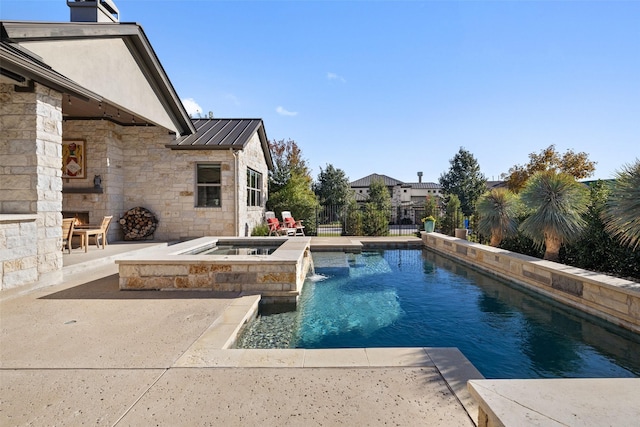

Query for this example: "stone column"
[0,82,63,288]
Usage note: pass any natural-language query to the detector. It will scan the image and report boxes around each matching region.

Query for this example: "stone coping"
[115,236,311,265]
[423,232,640,333]
[0,214,38,223]
[172,290,484,420]
[468,378,640,426]
[426,233,640,295]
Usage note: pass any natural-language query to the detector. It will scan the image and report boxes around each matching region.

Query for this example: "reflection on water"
[238,249,640,379]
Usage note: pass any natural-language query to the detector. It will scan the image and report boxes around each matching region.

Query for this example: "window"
[196,164,221,207]
[247,168,262,207]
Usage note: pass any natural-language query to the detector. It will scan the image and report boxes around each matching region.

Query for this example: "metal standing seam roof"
[168,119,263,150]
[407,182,441,190]
[350,174,404,187]
[350,174,442,190]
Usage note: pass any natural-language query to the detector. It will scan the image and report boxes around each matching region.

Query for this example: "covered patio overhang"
[1,20,195,135]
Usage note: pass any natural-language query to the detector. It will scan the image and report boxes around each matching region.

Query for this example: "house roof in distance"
[405,182,441,190]
[350,174,404,187]
[351,174,441,190]
[168,118,273,169]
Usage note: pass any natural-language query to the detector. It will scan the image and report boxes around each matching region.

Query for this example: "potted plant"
[422,215,436,233]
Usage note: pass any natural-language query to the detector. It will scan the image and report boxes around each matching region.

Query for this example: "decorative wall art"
[62,140,85,179]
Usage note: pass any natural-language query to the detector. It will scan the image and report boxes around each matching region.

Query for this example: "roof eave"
[1,21,195,136]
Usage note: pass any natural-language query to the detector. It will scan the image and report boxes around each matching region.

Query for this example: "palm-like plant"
[477,188,520,246]
[519,171,589,261]
[603,159,640,250]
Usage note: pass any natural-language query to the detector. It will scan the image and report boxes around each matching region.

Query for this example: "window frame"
[195,163,222,208]
[246,168,262,207]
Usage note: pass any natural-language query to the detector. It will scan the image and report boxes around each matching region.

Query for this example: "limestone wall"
[62,120,125,243]
[236,132,270,236]
[0,83,63,289]
[120,127,268,240]
[422,232,640,334]
[117,237,312,305]
[0,216,38,289]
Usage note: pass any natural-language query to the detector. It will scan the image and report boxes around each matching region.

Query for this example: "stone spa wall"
[117,237,312,305]
[422,232,640,334]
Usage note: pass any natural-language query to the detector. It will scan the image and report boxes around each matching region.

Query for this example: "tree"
[603,159,640,250]
[314,164,351,206]
[503,145,596,193]
[343,198,363,236]
[268,139,312,193]
[367,177,392,211]
[519,171,589,262]
[362,203,389,236]
[267,138,318,231]
[476,188,520,246]
[439,147,487,216]
[267,173,318,228]
[361,177,391,236]
[440,194,463,236]
[423,195,438,219]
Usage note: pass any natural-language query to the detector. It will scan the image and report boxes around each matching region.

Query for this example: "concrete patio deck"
[3,238,639,426]
[1,238,480,426]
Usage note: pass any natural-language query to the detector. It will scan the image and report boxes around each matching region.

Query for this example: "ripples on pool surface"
[237,249,640,379]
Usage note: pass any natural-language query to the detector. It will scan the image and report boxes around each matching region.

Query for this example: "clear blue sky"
[2,0,638,183]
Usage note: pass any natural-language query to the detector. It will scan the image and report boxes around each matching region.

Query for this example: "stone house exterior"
[350,173,443,224]
[0,4,272,290]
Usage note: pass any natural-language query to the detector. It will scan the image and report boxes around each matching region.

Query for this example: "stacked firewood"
[119,207,158,240]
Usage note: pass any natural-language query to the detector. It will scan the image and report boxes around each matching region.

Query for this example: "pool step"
[311,252,350,277]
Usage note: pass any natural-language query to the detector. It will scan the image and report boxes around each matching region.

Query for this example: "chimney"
[417,171,423,183]
[68,0,120,23]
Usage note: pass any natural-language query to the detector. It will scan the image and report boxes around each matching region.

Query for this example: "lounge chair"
[73,215,113,252]
[281,211,305,236]
[61,218,76,253]
[266,211,295,236]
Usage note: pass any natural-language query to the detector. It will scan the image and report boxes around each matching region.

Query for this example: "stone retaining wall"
[422,232,640,334]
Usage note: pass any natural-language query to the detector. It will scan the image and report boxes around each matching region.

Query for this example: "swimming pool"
[237,249,640,379]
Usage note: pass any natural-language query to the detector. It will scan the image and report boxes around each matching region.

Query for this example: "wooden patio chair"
[266,211,294,236]
[281,211,305,236]
[61,218,76,253]
[73,215,113,253]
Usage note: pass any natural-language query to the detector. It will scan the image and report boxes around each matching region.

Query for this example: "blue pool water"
[238,249,640,379]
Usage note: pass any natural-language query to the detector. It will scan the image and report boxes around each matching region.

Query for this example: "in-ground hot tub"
[116,237,312,305]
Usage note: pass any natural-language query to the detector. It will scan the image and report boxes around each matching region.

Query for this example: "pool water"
[237,249,640,379]
[197,245,280,255]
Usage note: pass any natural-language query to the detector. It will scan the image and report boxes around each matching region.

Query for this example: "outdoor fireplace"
[62,211,90,226]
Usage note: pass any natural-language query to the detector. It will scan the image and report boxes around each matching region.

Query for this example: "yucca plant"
[519,171,589,261]
[603,159,640,251]
[476,188,520,246]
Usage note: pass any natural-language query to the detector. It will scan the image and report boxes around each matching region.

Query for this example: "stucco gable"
[1,21,193,136]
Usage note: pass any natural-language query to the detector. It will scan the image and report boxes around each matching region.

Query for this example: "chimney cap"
[68,0,120,23]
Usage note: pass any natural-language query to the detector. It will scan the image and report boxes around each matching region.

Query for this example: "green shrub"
[362,203,389,236]
[251,224,269,236]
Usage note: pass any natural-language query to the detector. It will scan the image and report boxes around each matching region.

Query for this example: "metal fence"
[307,204,422,237]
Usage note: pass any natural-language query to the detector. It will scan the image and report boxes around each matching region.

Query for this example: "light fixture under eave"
[117,109,120,118]
[98,101,102,109]
[131,116,135,124]
[67,94,72,105]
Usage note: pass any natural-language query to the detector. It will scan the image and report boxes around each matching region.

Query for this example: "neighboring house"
[0,2,273,290]
[350,173,443,224]
[486,181,507,190]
